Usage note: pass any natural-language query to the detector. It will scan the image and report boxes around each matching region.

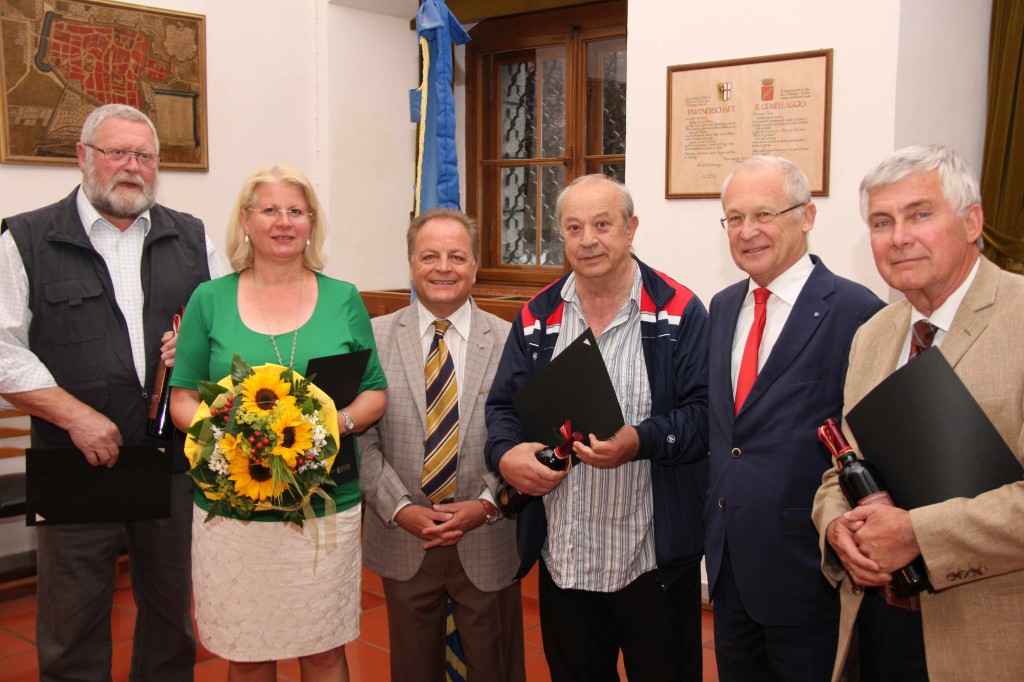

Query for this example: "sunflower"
[269,405,314,469]
[228,453,287,501]
[239,370,295,413]
[217,432,244,461]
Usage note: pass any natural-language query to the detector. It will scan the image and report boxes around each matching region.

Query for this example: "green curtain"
[980,0,1024,274]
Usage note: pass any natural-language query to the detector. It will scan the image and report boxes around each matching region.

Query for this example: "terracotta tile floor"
[0,565,718,681]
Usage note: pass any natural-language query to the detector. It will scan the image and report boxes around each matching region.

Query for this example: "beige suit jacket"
[358,302,518,592]
[812,258,1024,681]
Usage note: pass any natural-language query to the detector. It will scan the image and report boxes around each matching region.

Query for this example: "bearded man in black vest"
[0,103,226,681]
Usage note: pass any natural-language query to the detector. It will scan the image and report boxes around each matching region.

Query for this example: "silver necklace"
[251,268,304,369]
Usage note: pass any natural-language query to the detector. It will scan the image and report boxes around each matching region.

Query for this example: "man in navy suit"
[705,156,883,681]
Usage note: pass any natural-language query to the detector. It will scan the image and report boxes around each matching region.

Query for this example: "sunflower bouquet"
[184,355,340,526]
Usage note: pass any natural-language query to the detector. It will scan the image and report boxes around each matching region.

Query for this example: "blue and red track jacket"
[485,256,710,589]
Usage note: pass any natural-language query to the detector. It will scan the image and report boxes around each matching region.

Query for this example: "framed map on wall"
[0,0,207,171]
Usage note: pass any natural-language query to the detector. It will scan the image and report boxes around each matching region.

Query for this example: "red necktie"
[908,320,938,361]
[735,287,770,415]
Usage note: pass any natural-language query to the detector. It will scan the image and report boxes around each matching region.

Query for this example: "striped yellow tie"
[422,319,459,503]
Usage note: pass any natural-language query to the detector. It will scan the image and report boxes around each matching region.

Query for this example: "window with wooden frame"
[465,1,627,288]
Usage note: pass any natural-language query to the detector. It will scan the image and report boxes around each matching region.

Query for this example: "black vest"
[2,187,211,455]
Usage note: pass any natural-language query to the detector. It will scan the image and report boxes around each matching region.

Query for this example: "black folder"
[511,328,625,447]
[845,347,1023,510]
[25,445,172,525]
[306,349,372,485]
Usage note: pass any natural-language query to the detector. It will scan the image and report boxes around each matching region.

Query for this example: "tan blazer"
[358,302,518,592]
[812,258,1024,681]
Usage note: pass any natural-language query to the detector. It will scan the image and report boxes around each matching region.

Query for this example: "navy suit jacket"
[704,255,883,626]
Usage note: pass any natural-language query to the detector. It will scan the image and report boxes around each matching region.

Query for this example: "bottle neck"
[553,442,572,459]
[835,452,858,470]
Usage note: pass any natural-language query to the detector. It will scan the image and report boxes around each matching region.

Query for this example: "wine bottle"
[818,418,931,596]
[146,307,185,440]
[496,420,583,517]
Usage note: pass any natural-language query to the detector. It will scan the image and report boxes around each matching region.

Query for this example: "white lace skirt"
[190,503,362,661]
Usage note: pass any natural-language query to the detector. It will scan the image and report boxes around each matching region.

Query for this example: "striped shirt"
[541,265,656,591]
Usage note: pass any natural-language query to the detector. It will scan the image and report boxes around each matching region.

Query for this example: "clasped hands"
[395,500,490,550]
[497,424,640,497]
[826,504,923,587]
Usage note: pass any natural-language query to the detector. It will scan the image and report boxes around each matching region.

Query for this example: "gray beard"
[82,163,158,219]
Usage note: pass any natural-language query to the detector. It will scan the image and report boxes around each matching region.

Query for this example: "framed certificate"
[666,49,832,198]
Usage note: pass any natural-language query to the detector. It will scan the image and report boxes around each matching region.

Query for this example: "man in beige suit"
[359,208,524,682]
[812,145,1024,681]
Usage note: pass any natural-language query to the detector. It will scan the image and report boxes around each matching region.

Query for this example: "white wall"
[626,0,990,307]
[895,0,992,169]
[325,3,419,289]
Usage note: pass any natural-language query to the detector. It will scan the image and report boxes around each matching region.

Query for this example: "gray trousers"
[35,473,195,682]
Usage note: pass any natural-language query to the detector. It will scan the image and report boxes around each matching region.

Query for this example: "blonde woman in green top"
[170,164,386,682]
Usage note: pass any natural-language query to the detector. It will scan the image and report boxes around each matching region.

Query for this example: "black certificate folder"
[26,445,172,525]
[512,328,625,447]
[846,347,1023,510]
[306,349,372,486]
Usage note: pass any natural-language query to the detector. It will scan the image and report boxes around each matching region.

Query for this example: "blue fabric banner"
[411,0,470,214]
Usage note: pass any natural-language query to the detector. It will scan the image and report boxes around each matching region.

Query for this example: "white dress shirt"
[731,254,815,397]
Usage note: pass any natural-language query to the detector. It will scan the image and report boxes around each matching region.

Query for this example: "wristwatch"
[480,499,502,525]
[339,408,354,433]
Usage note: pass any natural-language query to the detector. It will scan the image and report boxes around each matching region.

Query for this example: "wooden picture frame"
[0,0,207,171]
[666,49,832,198]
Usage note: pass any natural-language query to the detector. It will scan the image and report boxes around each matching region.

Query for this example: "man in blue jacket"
[705,155,883,681]
[485,174,710,682]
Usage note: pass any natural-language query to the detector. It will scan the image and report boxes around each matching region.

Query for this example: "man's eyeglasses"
[84,144,159,170]
[720,202,806,231]
[246,207,314,221]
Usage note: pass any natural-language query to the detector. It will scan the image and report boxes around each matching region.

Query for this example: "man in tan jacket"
[812,145,1024,681]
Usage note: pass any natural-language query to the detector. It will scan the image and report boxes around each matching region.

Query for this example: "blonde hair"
[226,165,327,272]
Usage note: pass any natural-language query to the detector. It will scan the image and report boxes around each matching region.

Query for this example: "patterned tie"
[735,287,771,415]
[909,319,938,361]
[422,319,459,503]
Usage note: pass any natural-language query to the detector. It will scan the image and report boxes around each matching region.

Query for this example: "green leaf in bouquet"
[185,417,206,441]
[291,374,312,403]
[231,354,255,384]
[298,396,318,416]
[279,509,304,527]
[224,399,245,435]
[188,459,218,487]
[185,418,217,454]
[197,380,228,406]
[321,433,339,460]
